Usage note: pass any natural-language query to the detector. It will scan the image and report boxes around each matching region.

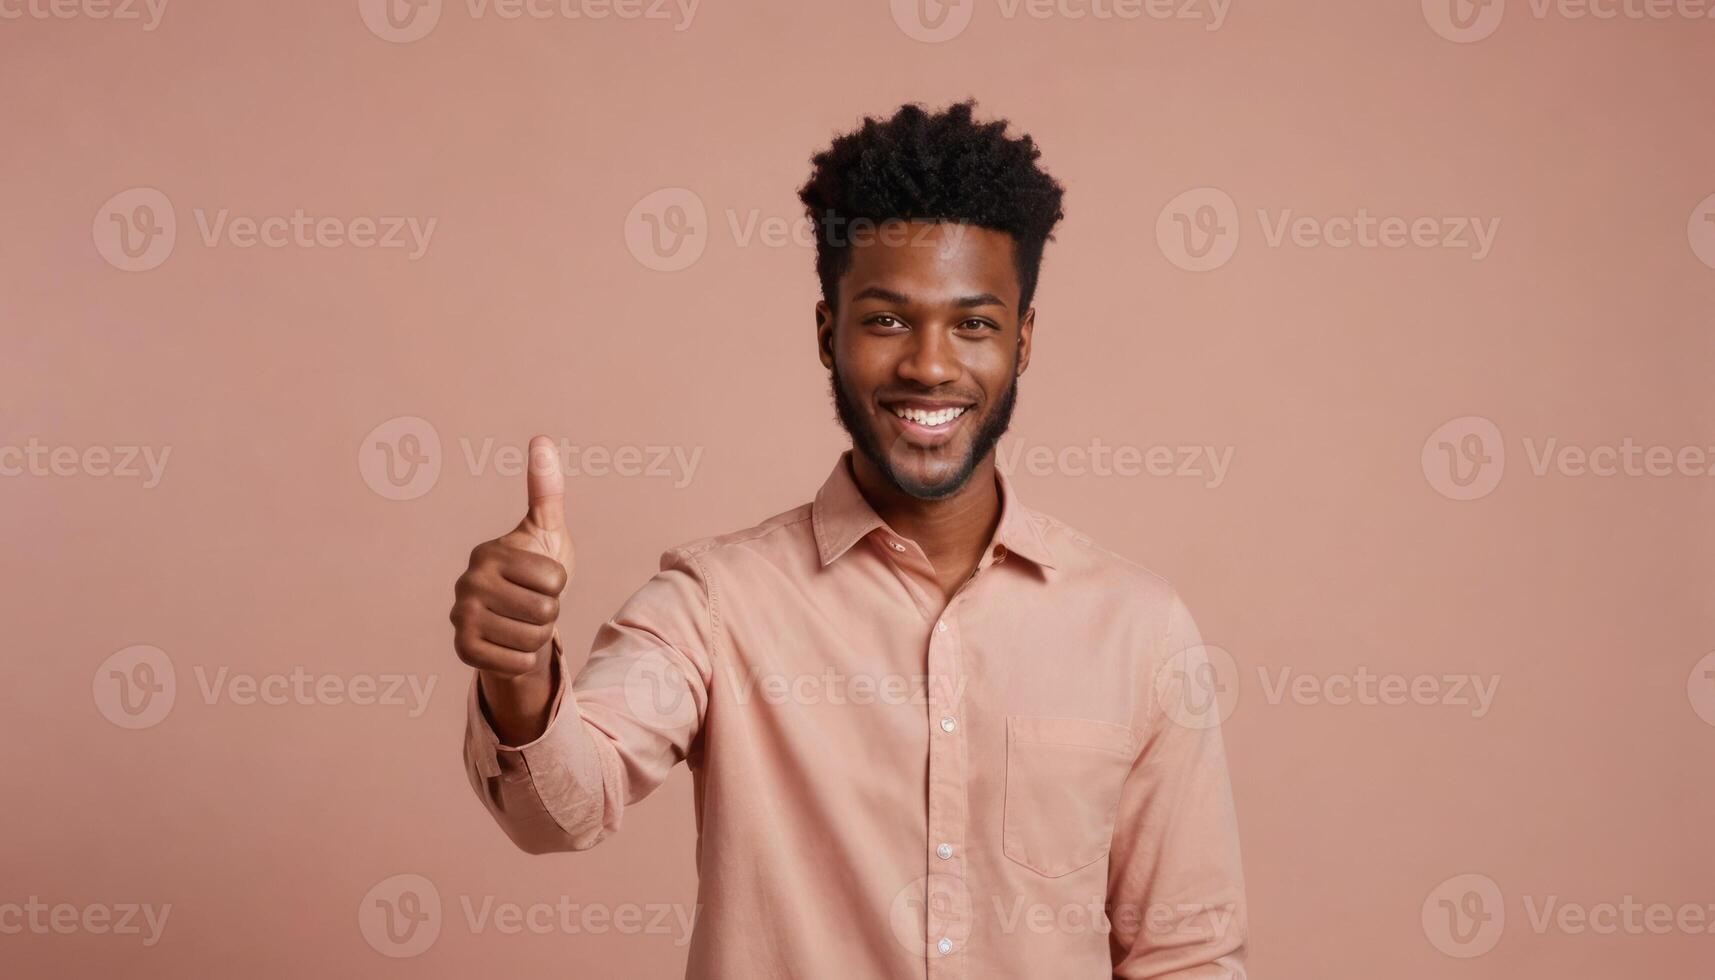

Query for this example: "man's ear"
[1016,306,1035,376]
[816,300,836,370]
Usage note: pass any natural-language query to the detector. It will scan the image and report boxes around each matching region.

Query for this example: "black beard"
[829,358,1018,501]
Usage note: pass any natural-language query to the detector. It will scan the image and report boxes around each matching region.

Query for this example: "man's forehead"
[841,221,1019,300]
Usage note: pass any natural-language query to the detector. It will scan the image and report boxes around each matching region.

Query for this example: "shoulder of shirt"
[656,501,817,569]
[1029,509,1182,606]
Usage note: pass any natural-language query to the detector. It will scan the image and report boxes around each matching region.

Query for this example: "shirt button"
[937,843,953,860]
[890,541,906,552]
[935,620,948,633]
[939,716,956,733]
[936,938,954,956]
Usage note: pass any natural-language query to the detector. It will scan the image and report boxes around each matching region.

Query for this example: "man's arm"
[450,434,714,853]
[1107,591,1248,978]
[462,552,714,853]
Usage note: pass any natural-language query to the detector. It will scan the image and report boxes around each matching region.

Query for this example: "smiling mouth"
[883,401,973,445]
[892,404,968,426]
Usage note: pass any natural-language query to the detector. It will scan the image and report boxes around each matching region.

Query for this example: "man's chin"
[879,448,976,500]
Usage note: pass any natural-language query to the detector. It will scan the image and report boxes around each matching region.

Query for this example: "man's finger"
[494,541,570,595]
[526,434,566,532]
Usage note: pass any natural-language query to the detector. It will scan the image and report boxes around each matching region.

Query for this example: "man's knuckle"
[535,595,558,623]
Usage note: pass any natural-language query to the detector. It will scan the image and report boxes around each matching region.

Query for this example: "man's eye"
[871,315,902,328]
[961,319,997,331]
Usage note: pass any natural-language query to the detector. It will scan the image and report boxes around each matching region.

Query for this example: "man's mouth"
[883,401,973,445]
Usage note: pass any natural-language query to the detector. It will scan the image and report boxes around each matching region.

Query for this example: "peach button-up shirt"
[464,452,1247,979]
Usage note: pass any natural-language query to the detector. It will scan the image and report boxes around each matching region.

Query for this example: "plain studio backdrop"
[2,1,1712,977]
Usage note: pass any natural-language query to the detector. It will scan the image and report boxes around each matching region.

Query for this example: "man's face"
[817,221,1034,500]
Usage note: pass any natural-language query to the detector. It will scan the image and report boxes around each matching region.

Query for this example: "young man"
[450,100,1247,978]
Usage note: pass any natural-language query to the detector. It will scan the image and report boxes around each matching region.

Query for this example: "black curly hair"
[797,99,1066,314]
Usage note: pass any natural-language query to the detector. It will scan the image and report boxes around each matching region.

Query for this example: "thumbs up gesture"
[452,437,576,705]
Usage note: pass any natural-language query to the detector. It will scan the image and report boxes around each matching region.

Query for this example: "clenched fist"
[451,435,576,741]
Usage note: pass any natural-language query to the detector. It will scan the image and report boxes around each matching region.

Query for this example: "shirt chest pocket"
[1001,715,1137,878]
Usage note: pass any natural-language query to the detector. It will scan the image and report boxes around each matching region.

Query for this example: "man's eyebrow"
[849,287,1009,310]
[954,292,1008,310]
[850,286,911,305]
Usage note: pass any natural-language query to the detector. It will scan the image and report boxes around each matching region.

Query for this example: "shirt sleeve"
[462,546,716,854]
[1107,590,1248,978]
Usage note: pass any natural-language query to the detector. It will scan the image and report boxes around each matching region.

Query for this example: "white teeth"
[892,405,968,427]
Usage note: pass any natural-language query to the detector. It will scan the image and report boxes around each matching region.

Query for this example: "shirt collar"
[812,451,1058,573]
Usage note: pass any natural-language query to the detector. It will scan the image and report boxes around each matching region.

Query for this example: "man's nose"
[897,325,956,386]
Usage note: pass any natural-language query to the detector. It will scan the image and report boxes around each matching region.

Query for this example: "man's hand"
[451,435,576,744]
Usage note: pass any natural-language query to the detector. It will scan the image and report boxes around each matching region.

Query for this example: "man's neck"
[847,449,1001,597]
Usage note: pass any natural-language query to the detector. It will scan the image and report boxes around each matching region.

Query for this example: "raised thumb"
[524,434,565,533]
